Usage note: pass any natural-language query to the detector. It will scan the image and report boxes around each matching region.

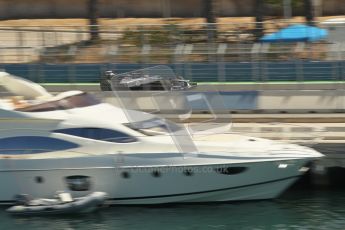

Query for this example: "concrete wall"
[0,0,342,19]
[258,90,345,112]
[98,90,345,114]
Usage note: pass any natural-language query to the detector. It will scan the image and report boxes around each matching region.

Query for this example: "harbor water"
[1,187,345,230]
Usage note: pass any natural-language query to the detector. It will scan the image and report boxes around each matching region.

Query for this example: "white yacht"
[0,71,323,205]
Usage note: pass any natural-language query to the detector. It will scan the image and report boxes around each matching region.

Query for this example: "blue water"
[1,189,345,230]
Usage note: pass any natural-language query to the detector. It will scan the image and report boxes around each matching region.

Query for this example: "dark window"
[121,171,130,179]
[0,136,79,154]
[65,175,91,191]
[152,170,161,178]
[214,167,247,175]
[54,128,137,143]
[35,176,44,183]
[183,169,194,176]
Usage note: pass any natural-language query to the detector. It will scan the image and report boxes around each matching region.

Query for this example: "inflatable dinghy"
[7,191,107,215]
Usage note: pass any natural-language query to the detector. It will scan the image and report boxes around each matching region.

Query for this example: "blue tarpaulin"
[260,24,328,42]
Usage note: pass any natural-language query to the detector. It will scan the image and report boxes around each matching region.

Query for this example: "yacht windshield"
[125,118,181,136]
[16,93,101,112]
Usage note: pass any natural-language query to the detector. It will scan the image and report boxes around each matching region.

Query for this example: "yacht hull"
[0,71,323,205]
[0,157,309,205]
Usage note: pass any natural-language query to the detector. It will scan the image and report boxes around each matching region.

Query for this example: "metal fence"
[0,22,344,83]
[1,61,344,84]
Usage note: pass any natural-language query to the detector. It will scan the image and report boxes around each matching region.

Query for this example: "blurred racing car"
[100,66,197,91]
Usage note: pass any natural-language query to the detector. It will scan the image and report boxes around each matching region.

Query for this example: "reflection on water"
[1,189,345,230]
